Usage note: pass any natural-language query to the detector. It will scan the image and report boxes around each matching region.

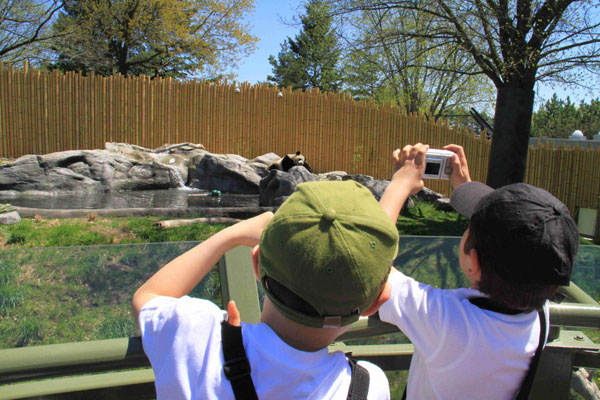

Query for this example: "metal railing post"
[218,246,261,324]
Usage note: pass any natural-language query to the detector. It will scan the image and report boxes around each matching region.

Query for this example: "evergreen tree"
[532,95,600,139]
[268,0,341,91]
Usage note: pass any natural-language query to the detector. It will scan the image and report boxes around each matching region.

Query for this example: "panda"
[268,151,312,173]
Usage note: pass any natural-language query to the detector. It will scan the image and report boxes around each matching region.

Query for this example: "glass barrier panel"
[346,237,600,346]
[0,242,220,350]
[0,238,597,350]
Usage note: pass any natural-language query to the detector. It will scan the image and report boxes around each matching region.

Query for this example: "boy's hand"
[227,300,241,326]
[443,144,471,188]
[230,211,274,248]
[391,143,429,195]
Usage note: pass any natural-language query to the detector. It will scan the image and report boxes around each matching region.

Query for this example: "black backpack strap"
[347,358,370,400]
[221,321,259,400]
[515,307,547,400]
[469,297,524,315]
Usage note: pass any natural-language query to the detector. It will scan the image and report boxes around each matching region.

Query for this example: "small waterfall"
[166,165,190,190]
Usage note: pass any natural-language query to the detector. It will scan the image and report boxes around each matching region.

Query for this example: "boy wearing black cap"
[379,143,579,399]
[132,179,415,399]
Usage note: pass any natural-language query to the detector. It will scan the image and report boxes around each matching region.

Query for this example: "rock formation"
[0,143,449,210]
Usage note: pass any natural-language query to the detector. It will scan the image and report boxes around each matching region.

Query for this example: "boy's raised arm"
[132,212,273,318]
[379,143,429,222]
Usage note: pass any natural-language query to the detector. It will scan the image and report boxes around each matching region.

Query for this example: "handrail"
[0,337,146,384]
[1,302,599,385]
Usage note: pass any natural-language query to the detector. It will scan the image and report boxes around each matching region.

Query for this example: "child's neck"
[260,299,348,352]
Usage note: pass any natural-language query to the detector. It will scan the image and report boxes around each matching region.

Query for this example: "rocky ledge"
[0,142,451,209]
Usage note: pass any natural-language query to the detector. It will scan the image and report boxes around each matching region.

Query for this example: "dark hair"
[464,225,558,310]
[264,267,391,317]
[264,276,321,316]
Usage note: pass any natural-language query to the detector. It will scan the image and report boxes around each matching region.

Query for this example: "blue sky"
[233,1,598,108]
[234,0,304,85]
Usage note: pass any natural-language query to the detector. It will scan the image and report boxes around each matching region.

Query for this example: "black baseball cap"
[450,182,579,285]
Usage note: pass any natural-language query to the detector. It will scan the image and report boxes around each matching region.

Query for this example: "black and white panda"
[268,151,312,173]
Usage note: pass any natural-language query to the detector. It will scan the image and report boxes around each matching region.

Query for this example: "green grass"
[397,200,469,236]
[0,203,468,251]
[0,242,222,348]
[0,215,228,249]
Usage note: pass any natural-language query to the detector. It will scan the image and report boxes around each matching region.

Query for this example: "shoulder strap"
[469,297,524,315]
[221,321,259,400]
[347,358,370,400]
[514,307,547,400]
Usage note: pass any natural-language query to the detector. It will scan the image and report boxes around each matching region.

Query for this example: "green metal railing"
[0,239,599,399]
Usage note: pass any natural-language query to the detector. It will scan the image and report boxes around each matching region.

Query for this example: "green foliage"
[268,0,342,91]
[532,95,600,139]
[0,203,16,214]
[49,0,257,78]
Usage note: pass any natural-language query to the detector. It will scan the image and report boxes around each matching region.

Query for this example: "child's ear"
[468,248,482,281]
[251,245,260,281]
[361,281,392,316]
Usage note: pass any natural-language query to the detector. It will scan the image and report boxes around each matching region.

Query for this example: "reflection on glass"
[0,242,220,349]
[0,238,597,350]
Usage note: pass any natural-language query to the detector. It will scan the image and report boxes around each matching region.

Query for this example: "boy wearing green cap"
[378,143,579,399]
[133,176,419,399]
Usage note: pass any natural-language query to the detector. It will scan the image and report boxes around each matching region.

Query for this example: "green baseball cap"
[258,180,399,328]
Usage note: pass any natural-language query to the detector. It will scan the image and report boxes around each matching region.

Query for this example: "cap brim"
[450,182,495,219]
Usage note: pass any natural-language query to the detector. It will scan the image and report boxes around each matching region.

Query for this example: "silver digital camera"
[424,149,454,179]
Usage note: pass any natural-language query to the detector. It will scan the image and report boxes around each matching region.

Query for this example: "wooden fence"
[0,64,598,213]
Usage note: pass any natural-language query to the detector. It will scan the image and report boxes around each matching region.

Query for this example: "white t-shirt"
[139,296,390,400]
[379,271,549,400]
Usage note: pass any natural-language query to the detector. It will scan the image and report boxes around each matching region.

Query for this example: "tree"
[0,0,64,65]
[50,0,257,78]
[340,7,494,119]
[268,0,342,91]
[532,95,600,138]
[328,0,600,188]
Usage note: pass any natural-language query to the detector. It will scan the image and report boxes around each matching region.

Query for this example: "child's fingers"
[227,300,241,326]
[444,144,467,164]
[392,148,401,164]
[413,144,428,166]
[401,145,412,162]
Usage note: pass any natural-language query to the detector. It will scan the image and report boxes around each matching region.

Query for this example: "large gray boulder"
[341,174,390,201]
[247,153,281,178]
[0,150,185,193]
[188,153,266,194]
[1,155,54,192]
[259,166,319,206]
[0,210,20,225]
[413,187,446,203]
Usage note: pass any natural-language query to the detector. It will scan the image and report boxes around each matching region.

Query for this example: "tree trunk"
[486,85,535,188]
